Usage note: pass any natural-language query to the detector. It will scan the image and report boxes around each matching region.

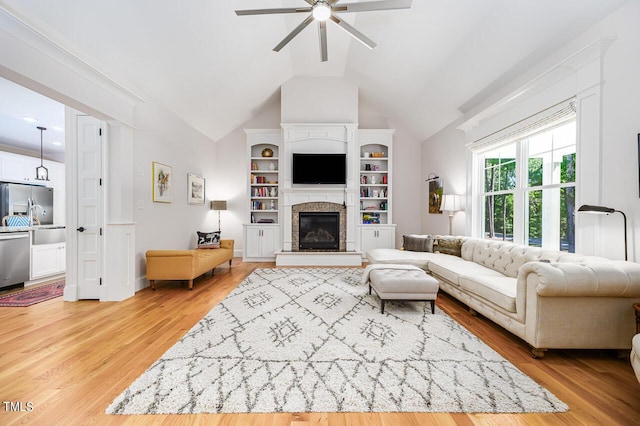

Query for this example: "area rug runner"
[107,268,567,414]
[0,280,65,307]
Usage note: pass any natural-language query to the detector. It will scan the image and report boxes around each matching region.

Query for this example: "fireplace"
[299,212,340,250]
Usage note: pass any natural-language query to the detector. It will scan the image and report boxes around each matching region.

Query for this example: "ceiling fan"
[235,0,412,62]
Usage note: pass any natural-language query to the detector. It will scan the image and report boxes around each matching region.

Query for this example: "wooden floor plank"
[0,260,639,425]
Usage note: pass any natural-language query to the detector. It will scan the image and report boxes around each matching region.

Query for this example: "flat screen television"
[292,153,346,184]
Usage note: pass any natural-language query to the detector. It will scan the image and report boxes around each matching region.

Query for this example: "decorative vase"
[261,148,273,157]
[269,187,277,197]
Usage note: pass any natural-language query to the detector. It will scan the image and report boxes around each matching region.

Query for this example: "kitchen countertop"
[0,225,66,233]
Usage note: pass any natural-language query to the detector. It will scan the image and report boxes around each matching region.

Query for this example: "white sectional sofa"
[367,236,640,358]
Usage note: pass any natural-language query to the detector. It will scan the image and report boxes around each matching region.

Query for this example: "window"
[479,119,576,252]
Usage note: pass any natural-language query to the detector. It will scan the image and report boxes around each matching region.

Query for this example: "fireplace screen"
[299,212,340,250]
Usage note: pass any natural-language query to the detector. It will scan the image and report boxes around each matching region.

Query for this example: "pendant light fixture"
[35,126,49,181]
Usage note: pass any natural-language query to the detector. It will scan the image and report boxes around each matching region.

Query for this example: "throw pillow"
[403,234,434,252]
[197,231,221,249]
[434,236,463,257]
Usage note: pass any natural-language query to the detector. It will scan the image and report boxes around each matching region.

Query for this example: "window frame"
[476,118,576,250]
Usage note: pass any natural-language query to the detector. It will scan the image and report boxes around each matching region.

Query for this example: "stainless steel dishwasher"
[0,232,30,289]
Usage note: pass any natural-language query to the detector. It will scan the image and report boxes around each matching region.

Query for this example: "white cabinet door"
[244,226,263,259]
[243,225,279,260]
[1,154,27,182]
[360,228,379,255]
[376,227,396,249]
[360,226,396,255]
[31,243,65,279]
[259,226,278,259]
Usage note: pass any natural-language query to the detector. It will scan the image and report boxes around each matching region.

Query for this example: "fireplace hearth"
[299,212,339,250]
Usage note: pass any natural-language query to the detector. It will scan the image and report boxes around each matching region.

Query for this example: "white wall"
[281,77,358,123]
[213,99,281,256]
[421,121,467,236]
[133,100,217,288]
[421,1,640,261]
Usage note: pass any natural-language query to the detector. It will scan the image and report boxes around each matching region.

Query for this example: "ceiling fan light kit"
[236,0,412,62]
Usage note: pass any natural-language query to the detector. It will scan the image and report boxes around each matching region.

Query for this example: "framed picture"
[152,162,173,203]
[428,178,443,214]
[187,173,205,205]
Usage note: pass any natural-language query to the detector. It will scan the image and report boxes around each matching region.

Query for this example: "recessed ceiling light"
[52,141,63,146]
[22,116,38,123]
[51,126,64,132]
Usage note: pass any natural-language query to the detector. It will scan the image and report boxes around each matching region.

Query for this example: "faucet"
[27,198,44,227]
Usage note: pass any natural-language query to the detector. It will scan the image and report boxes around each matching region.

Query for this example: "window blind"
[467,97,576,153]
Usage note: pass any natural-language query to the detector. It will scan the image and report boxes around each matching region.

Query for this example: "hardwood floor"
[1,260,639,425]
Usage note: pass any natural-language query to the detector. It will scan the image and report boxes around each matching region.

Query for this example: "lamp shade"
[441,194,462,212]
[211,200,227,211]
[577,204,615,214]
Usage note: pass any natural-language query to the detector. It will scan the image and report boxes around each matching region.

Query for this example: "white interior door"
[76,115,103,300]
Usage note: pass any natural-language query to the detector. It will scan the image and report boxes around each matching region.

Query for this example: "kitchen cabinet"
[0,152,41,183]
[31,242,66,279]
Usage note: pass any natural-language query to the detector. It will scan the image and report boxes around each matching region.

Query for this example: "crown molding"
[0,3,146,106]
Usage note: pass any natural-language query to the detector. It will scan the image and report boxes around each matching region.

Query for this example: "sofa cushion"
[434,236,464,257]
[366,248,439,269]
[197,231,221,249]
[458,275,517,313]
[403,234,434,252]
[428,256,504,286]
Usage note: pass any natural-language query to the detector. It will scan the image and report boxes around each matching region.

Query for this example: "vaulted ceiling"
[0,0,630,146]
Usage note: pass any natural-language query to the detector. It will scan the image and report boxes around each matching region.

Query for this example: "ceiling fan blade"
[329,15,376,49]
[236,7,312,16]
[273,15,315,52]
[333,0,412,13]
[328,0,342,4]
[319,21,328,62]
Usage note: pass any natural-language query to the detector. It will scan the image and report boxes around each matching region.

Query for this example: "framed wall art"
[187,173,205,205]
[427,175,443,214]
[152,162,173,203]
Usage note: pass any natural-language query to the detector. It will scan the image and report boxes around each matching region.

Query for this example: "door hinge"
[99,277,102,286]
[99,128,102,136]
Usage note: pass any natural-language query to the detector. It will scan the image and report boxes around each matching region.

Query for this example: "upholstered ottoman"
[365,266,440,314]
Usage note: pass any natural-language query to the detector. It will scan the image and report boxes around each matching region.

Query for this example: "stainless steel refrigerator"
[0,182,54,225]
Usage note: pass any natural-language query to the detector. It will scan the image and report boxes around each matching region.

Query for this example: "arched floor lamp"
[577,204,627,261]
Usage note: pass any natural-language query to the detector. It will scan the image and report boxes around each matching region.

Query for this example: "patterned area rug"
[107,268,567,414]
[0,280,65,307]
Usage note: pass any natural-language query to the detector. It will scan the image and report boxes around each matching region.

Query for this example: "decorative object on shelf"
[440,194,463,235]
[211,200,227,232]
[269,162,276,171]
[577,204,627,260]
[382,175,387,184]
[370,175,376,184]
[364,163,371,170]
[261,148,274,157]
[152,162,172,203]
[426,173,442,214]
[364,152,371,158]
[371,152,385,158]
[35,126,49,181]
[187,174,205,205]
[269,187,277,197]
[361,175,367,184]
[270,200,275,210]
